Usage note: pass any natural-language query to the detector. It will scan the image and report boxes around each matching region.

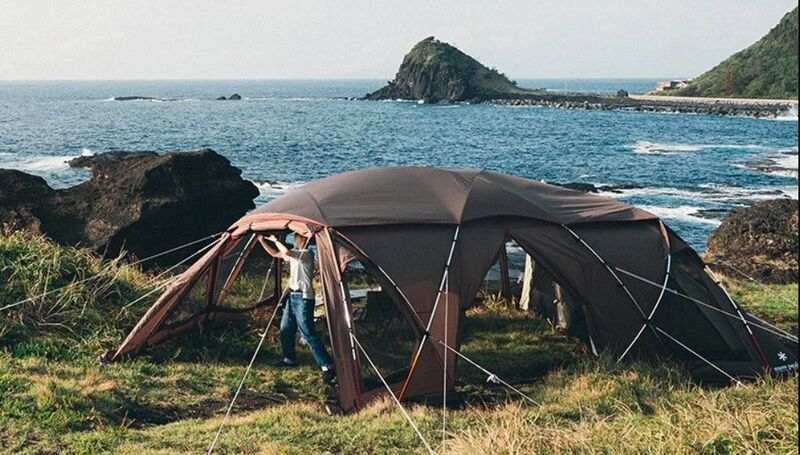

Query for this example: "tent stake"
[434,338,539,406]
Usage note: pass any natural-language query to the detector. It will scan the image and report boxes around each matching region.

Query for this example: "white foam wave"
[253,180,305,196]
[629,140,767,155]
[597,183,797,203]
[769,105,799,122]
[0,148,99,173]
[0,155,73,172]
[637,205,721,226]
[737,147,799,179]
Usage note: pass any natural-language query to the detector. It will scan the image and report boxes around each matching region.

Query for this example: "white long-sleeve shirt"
[286,248,315,299]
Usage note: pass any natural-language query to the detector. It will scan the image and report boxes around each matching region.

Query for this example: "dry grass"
[0,232,797,454]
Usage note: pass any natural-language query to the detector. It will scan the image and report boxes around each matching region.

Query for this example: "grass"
[0,231,797,454]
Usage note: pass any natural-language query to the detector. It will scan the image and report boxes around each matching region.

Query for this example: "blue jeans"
[280,292,333,368]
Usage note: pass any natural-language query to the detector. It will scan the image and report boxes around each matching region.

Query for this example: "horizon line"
[0,76,688,83]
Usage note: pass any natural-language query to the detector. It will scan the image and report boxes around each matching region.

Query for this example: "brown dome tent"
[106,167,798,414]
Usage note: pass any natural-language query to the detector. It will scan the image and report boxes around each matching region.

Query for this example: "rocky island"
[366,36,797,118]
[365,36,534,103]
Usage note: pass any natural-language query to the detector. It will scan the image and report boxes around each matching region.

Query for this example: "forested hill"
[674,7,798,99]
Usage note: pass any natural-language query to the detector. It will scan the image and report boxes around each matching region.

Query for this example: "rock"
[0,149,259,264]
[557,182,601,193]
[228,93,242,100]
[365,37,530,102]
[706,199,799,284]
[0,170,56,235]
[113,96,158,101]
[616,89,629,98]
[216,96,227,100]
[553,182,643,194]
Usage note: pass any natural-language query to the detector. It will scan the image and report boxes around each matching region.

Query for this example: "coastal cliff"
[671,7,798,99]
[366,37,534,102]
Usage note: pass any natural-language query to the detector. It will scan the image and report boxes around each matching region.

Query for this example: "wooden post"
[498,243,512,304]
[273,256,282,300]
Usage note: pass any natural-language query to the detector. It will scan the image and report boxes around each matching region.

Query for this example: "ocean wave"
[253,180,304,195]
[629,140,768,155]
[768,105,799,122]
[597,183,797,203]
[736,147,799,179]
[0,155,73,172]
[108,96,196,103]
[0,148,98,173]
[636,205,722,226]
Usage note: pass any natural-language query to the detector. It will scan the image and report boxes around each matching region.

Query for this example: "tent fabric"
[234,167,656,229]
[109,167,798,413]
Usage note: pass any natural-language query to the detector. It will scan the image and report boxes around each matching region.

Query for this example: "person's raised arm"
[259,235,291,260]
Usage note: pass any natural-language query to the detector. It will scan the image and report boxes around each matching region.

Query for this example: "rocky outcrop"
[113,96,158,101]
[365,37,531,102]
[553,182,643,194]
[706,199,799,283]
[228,93,242,100]
[0,149,258,263]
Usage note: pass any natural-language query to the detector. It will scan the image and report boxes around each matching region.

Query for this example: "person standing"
[262,233,335,384]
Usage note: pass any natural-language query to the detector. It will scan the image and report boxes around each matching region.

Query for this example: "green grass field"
[1,232,797,454]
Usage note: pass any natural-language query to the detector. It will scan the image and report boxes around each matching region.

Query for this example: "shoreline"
[485,92,798,118]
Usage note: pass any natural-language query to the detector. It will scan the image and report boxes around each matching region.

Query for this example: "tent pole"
[498,244,512,304]
[323,228,365,404]
[442,270,449,449]
[331,230,426,329]
[705,267,772,372]
[615,266,798,344]
[562,224,664,348]
[617,253,671,362]
[216,234,257,306]
[399,224,461,401]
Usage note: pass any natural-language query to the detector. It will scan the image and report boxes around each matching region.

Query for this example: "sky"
[1,1,796,80]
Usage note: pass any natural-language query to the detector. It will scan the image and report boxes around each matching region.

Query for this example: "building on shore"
[655,80,690,92]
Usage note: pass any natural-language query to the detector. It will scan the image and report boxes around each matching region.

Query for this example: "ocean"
[0,79,797,251]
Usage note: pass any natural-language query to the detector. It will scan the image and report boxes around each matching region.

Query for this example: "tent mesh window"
[345,260,418,392]
[220,241,279,313]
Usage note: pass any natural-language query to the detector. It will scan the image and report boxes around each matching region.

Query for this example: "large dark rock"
[365,37,529,102]
[706,199,799,283]
[0,149,258,263]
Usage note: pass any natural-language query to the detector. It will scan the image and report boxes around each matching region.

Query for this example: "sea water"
[0,79,797,251]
